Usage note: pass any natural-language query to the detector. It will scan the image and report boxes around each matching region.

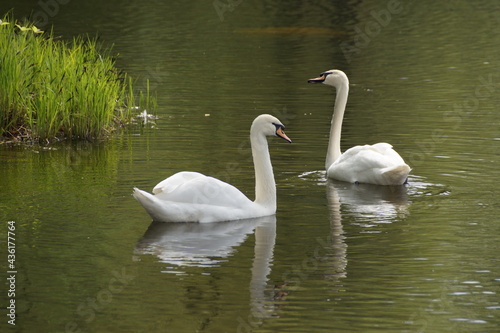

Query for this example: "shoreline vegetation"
[0,15,155,144]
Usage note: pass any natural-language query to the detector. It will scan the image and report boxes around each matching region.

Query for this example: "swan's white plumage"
[133,185,256,223]
[309,69,410,185]
[152,171,204,195]
[133,114,291,223]
[151,171,249,207]
[328,143,410,185]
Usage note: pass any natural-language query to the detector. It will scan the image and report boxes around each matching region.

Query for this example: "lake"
[1,1,499,332]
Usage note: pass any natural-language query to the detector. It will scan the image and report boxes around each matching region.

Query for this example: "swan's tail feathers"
[133,187,156,205]
[381,164,411,185]
[133,187,168,221]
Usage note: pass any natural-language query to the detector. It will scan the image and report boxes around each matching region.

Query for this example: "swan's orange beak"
[308,74,326,83]
[276,127,292,143]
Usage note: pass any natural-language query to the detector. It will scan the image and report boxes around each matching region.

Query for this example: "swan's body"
[308,70,410,185]
[133,114,291,223]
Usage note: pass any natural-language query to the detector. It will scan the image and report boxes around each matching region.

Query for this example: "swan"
[308,69,410,185]
[133,114,292,223]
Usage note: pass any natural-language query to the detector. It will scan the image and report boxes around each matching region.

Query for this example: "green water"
[1,1,500,332]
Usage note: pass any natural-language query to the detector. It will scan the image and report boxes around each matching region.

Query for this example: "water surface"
[1,1,500,332]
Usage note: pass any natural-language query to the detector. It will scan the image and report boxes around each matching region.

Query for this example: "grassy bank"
[0,15,153,142]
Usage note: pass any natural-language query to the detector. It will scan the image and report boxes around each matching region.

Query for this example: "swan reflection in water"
[301,169,410,225]
[296,169,411,284]
[328,179,410,228]
[135,215,277,320]
[328,174,450,226]
[323,173,453,282]
[325,179,410,276]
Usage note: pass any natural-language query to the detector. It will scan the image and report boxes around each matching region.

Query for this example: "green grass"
[0,15,154,142]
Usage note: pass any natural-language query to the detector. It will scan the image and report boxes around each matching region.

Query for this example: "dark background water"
[1,1,500,332]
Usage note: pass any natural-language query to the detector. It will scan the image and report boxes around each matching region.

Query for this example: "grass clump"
[0,15,153,142]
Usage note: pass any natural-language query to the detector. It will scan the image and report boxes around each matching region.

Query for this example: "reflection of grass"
[0,15,153,142]
[0,138,131,332]
[0,139,123,227]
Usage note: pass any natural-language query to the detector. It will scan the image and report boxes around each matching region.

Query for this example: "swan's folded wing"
[370,143,407,165]
[330,144,410,184]
[333,147,390,177]
[153,171,206,195]
[339,143,405,169]
[154,173,253,208]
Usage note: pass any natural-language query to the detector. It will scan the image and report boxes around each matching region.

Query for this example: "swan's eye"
[272,123,284,130]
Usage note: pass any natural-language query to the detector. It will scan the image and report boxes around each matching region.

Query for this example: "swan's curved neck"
[326,81,349,170]
[251,132,276,209]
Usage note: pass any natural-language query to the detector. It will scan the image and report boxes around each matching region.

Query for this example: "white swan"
[308,69,410,185]
[133,114,292,223]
